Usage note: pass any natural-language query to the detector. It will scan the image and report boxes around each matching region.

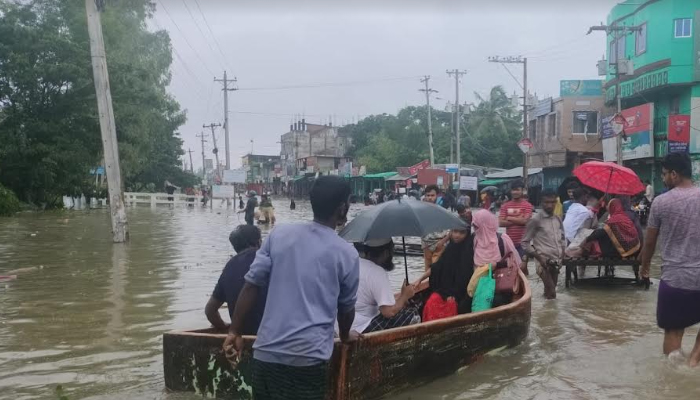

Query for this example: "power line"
[156,0,217,77]
[236,75,422,91]
[192,0,232,67]
[180,0,226,72]
[500,63,523,90]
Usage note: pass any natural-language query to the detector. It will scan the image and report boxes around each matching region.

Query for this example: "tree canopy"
[0,0,196,207]
[342,85,524,173]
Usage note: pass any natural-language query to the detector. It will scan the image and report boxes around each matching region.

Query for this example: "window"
[609,41,616,64]
[635,23,647,55]
[572,111,598,135]
[529,120,536,141]
[670,96,681,115]
[675,18,692,38]
[548,113,557,137]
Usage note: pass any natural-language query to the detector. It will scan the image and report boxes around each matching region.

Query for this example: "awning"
[485,167,543,179]
[363,172,398,179]
[385,174,414,181]
[291,175,306,182]
[478,178,511,186]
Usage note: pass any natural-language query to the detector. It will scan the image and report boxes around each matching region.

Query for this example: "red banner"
[408,159,431,176]
[668,115,690,153]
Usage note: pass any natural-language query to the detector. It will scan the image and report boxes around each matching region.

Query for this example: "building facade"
[603,0,700,189]
[241,154,281,184]
[526,83,613,191]
[279,119,353,178]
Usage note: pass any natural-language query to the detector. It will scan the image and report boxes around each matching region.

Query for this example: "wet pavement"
[1,200,699,400]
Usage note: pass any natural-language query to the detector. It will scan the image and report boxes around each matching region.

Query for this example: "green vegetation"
[0,183,20,216]
[0,0,197,208]
[342,86,523,172]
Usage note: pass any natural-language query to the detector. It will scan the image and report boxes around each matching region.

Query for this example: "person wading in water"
[237,191,258,226]
[641,152,700,367]
[224,176,359,399]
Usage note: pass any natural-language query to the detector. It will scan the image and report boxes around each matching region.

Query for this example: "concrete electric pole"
[419,76,438,166]
[214,71,237,171]
[588,24,641,165]
[446,69,467,171]
[203,123,222,177]
[188,148,194,173]
[488,56,529,189]
[85,0,128,243]
[196,132,208,178]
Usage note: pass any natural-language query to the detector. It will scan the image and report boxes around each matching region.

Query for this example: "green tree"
[0,0,195,207]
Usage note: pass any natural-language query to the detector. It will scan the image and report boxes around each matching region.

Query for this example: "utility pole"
[588,24,640,165]
[188,148,194,173]
[85,0,128,243]
[203,123,222,177]
[214,71,237,171]
[488,56,529,189]
[419,76,438,166]
[446,69,467,171]
[196,132,208,178]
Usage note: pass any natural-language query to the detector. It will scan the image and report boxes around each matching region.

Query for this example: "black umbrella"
[339,198,467,282]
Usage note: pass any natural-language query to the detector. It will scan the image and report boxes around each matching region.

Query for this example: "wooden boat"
[163,271,531,399]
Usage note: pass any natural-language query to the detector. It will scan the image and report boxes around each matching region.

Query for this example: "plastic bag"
[472,264,495,312]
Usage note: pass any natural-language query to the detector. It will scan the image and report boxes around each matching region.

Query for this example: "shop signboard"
[668,115,691,153]
[212,185,234,199]
[560,80,603,97]
[620,103,654,160]
[222,169,246,184]
[459,176,478,191]
[408,159,431,175]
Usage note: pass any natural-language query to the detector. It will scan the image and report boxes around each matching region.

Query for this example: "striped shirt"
[499,200,534,246]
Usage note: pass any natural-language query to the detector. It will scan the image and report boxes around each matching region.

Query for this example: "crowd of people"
[199,152,700,399]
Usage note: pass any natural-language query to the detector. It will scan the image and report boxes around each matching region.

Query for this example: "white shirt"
[352,258,396,333]
[563,203,594,242]
[645,184,654,203]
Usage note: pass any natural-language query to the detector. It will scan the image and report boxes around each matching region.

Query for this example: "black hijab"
[429,232,475,302]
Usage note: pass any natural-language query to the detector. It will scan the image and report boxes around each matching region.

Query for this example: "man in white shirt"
[562,188,596,243]
[645,180,654,204]
[352,238,419,334]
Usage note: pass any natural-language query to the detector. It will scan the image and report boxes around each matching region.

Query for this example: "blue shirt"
[245,222,360,366]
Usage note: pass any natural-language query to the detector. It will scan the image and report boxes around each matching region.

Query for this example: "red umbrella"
[573,161,645,195]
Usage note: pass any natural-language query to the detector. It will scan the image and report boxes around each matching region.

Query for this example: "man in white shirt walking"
[352,238,418,334]
[644,180,654,204]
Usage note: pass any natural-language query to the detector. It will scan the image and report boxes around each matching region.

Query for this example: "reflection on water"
[0,201,698,400]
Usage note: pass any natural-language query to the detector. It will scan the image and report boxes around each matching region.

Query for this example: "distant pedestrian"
[562,182,579,221]
[499,180,534,258]
[522,189,565,299]
[224,176,359,399]
[457,191,471,207]
[644,179,654,204]
[238,195,244,210]
[164,180,179,202]
[290,198,296,210]
[642,152,700,367]
[237,191,258,226]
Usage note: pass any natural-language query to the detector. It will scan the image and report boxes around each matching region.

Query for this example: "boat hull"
[163,271,531,399]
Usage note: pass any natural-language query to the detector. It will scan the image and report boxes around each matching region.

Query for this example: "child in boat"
[413,226,475,320]
[350,238,419,334]
[204,225,266,335]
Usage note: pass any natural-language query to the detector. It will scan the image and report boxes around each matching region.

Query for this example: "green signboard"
[695,10,700,81]
[560,80,603,97]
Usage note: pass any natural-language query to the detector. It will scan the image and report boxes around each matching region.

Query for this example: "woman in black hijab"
[414,227,475,317]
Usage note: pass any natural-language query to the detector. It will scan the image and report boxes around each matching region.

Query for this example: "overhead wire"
[180,0,227,72]
[236,76,423,91]
[193,0,232,69]
[156,0,217,78]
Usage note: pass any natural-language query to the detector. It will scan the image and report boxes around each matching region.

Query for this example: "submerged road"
[0,201,698,400]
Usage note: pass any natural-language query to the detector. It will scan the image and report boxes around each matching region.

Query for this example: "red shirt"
[499,199,534,246]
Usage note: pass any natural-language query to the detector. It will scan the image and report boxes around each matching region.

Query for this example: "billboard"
[223,169,247,184]
[459,176,478,191]
[560,80,603,97]
[668,115,691,153]
[621,103,654,160]
[212,185,234,199]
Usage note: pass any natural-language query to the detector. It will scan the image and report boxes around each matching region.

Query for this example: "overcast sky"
[150,0,621,170]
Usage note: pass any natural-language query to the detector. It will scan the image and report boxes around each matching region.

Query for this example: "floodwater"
[0,200,698,400]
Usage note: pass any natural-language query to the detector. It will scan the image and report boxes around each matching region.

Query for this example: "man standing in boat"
[224,176,359,399]
[204,225,265,334]
[641,152,700,367]
[521,189,565,300]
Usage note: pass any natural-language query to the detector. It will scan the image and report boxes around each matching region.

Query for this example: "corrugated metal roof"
[363,172,398,179]
[485,167,543,179]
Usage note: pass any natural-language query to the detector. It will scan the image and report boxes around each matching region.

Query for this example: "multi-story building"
[279,119,352,179]
[526,81,613,190]
[602,0,700,189]
[241,154,281,184]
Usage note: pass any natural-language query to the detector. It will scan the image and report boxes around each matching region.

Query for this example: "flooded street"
[1,201,699,400]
